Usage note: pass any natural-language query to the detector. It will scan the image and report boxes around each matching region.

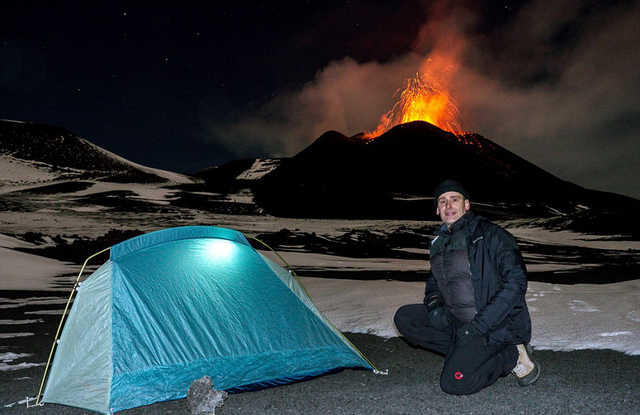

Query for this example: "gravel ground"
[2,323,640,415]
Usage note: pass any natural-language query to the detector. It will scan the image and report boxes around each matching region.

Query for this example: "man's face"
[436,191,470,227]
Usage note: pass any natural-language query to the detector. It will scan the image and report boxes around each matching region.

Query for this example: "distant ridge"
[240,121,640,230]
[262,121,581,201]
[0,120,195,185]
[3,119,638,236]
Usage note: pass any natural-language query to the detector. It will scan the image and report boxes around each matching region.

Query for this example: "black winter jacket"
[424,212,532,346]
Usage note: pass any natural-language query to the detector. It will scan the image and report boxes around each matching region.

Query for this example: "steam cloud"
[204,0,640,199]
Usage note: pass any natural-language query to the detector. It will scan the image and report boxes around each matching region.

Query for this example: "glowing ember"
[365,71,462,139]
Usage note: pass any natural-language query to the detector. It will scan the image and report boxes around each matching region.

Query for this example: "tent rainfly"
[40,226,375,413]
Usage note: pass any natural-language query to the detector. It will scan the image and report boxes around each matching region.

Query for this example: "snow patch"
[0,247,78,291]
[0,352,32,362]
[0,155,61,192]
[0,333,34,339]
[0,362,43,372]
[598,332,631,337]
[0,319,43,325]
[569,300,600,313]
[235,159,280,180]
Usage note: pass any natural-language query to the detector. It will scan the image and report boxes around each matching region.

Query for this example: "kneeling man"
[394,179,540,394]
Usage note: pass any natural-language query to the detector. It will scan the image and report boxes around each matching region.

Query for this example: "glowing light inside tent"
[203,239,236,260]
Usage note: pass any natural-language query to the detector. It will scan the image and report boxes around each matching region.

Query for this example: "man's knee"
[393,304,411,325]
[393,304,423,336]
[440,370,477,395]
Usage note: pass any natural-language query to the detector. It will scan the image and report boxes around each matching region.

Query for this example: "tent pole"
[33,247,111,406]
[248,236,300,277]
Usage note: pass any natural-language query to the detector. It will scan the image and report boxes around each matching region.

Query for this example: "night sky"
[1,0,639,199]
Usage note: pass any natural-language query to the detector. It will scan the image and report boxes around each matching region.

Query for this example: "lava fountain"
[364,69,463,139]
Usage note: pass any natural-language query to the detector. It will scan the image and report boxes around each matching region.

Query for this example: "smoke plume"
[204,0,640,198]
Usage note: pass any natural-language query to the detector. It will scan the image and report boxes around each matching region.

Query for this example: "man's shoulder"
[470,215,519,249]
[469,214,494,230]
[470,215,511,237]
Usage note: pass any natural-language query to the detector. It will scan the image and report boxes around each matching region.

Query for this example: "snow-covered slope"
[0,119,196,188]
[235,159,281,180]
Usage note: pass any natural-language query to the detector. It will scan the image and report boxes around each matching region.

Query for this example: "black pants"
[394,303,519,395]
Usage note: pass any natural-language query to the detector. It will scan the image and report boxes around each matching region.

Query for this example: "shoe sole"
[517,361,541,387]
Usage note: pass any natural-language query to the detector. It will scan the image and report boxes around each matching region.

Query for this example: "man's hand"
[455,322,484,348]
[426,296,451,331]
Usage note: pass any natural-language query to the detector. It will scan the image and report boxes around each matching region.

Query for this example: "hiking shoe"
[512,343,540,387]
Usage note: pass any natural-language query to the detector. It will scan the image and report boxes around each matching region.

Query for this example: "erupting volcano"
[365,70,463,139]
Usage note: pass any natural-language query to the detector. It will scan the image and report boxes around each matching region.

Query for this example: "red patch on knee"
[455,371,464,380]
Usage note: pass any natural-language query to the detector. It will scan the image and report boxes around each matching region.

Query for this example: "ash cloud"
[459,0,640,200]
[204,0,640,199]
[200,54,424,158]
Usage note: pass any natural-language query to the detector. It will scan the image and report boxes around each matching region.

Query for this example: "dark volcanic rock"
[251,121,637,223]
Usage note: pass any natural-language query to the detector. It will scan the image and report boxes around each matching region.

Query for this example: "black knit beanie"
[434,180,470,206]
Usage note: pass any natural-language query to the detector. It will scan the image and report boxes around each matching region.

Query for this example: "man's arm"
[423,271,442,306]
[471,225,528,335]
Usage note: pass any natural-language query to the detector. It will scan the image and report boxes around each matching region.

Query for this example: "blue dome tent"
[38,226,375,413]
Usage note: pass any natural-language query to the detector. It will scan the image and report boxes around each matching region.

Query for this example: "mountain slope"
[0,120,195,186]
[251,121,638,224]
